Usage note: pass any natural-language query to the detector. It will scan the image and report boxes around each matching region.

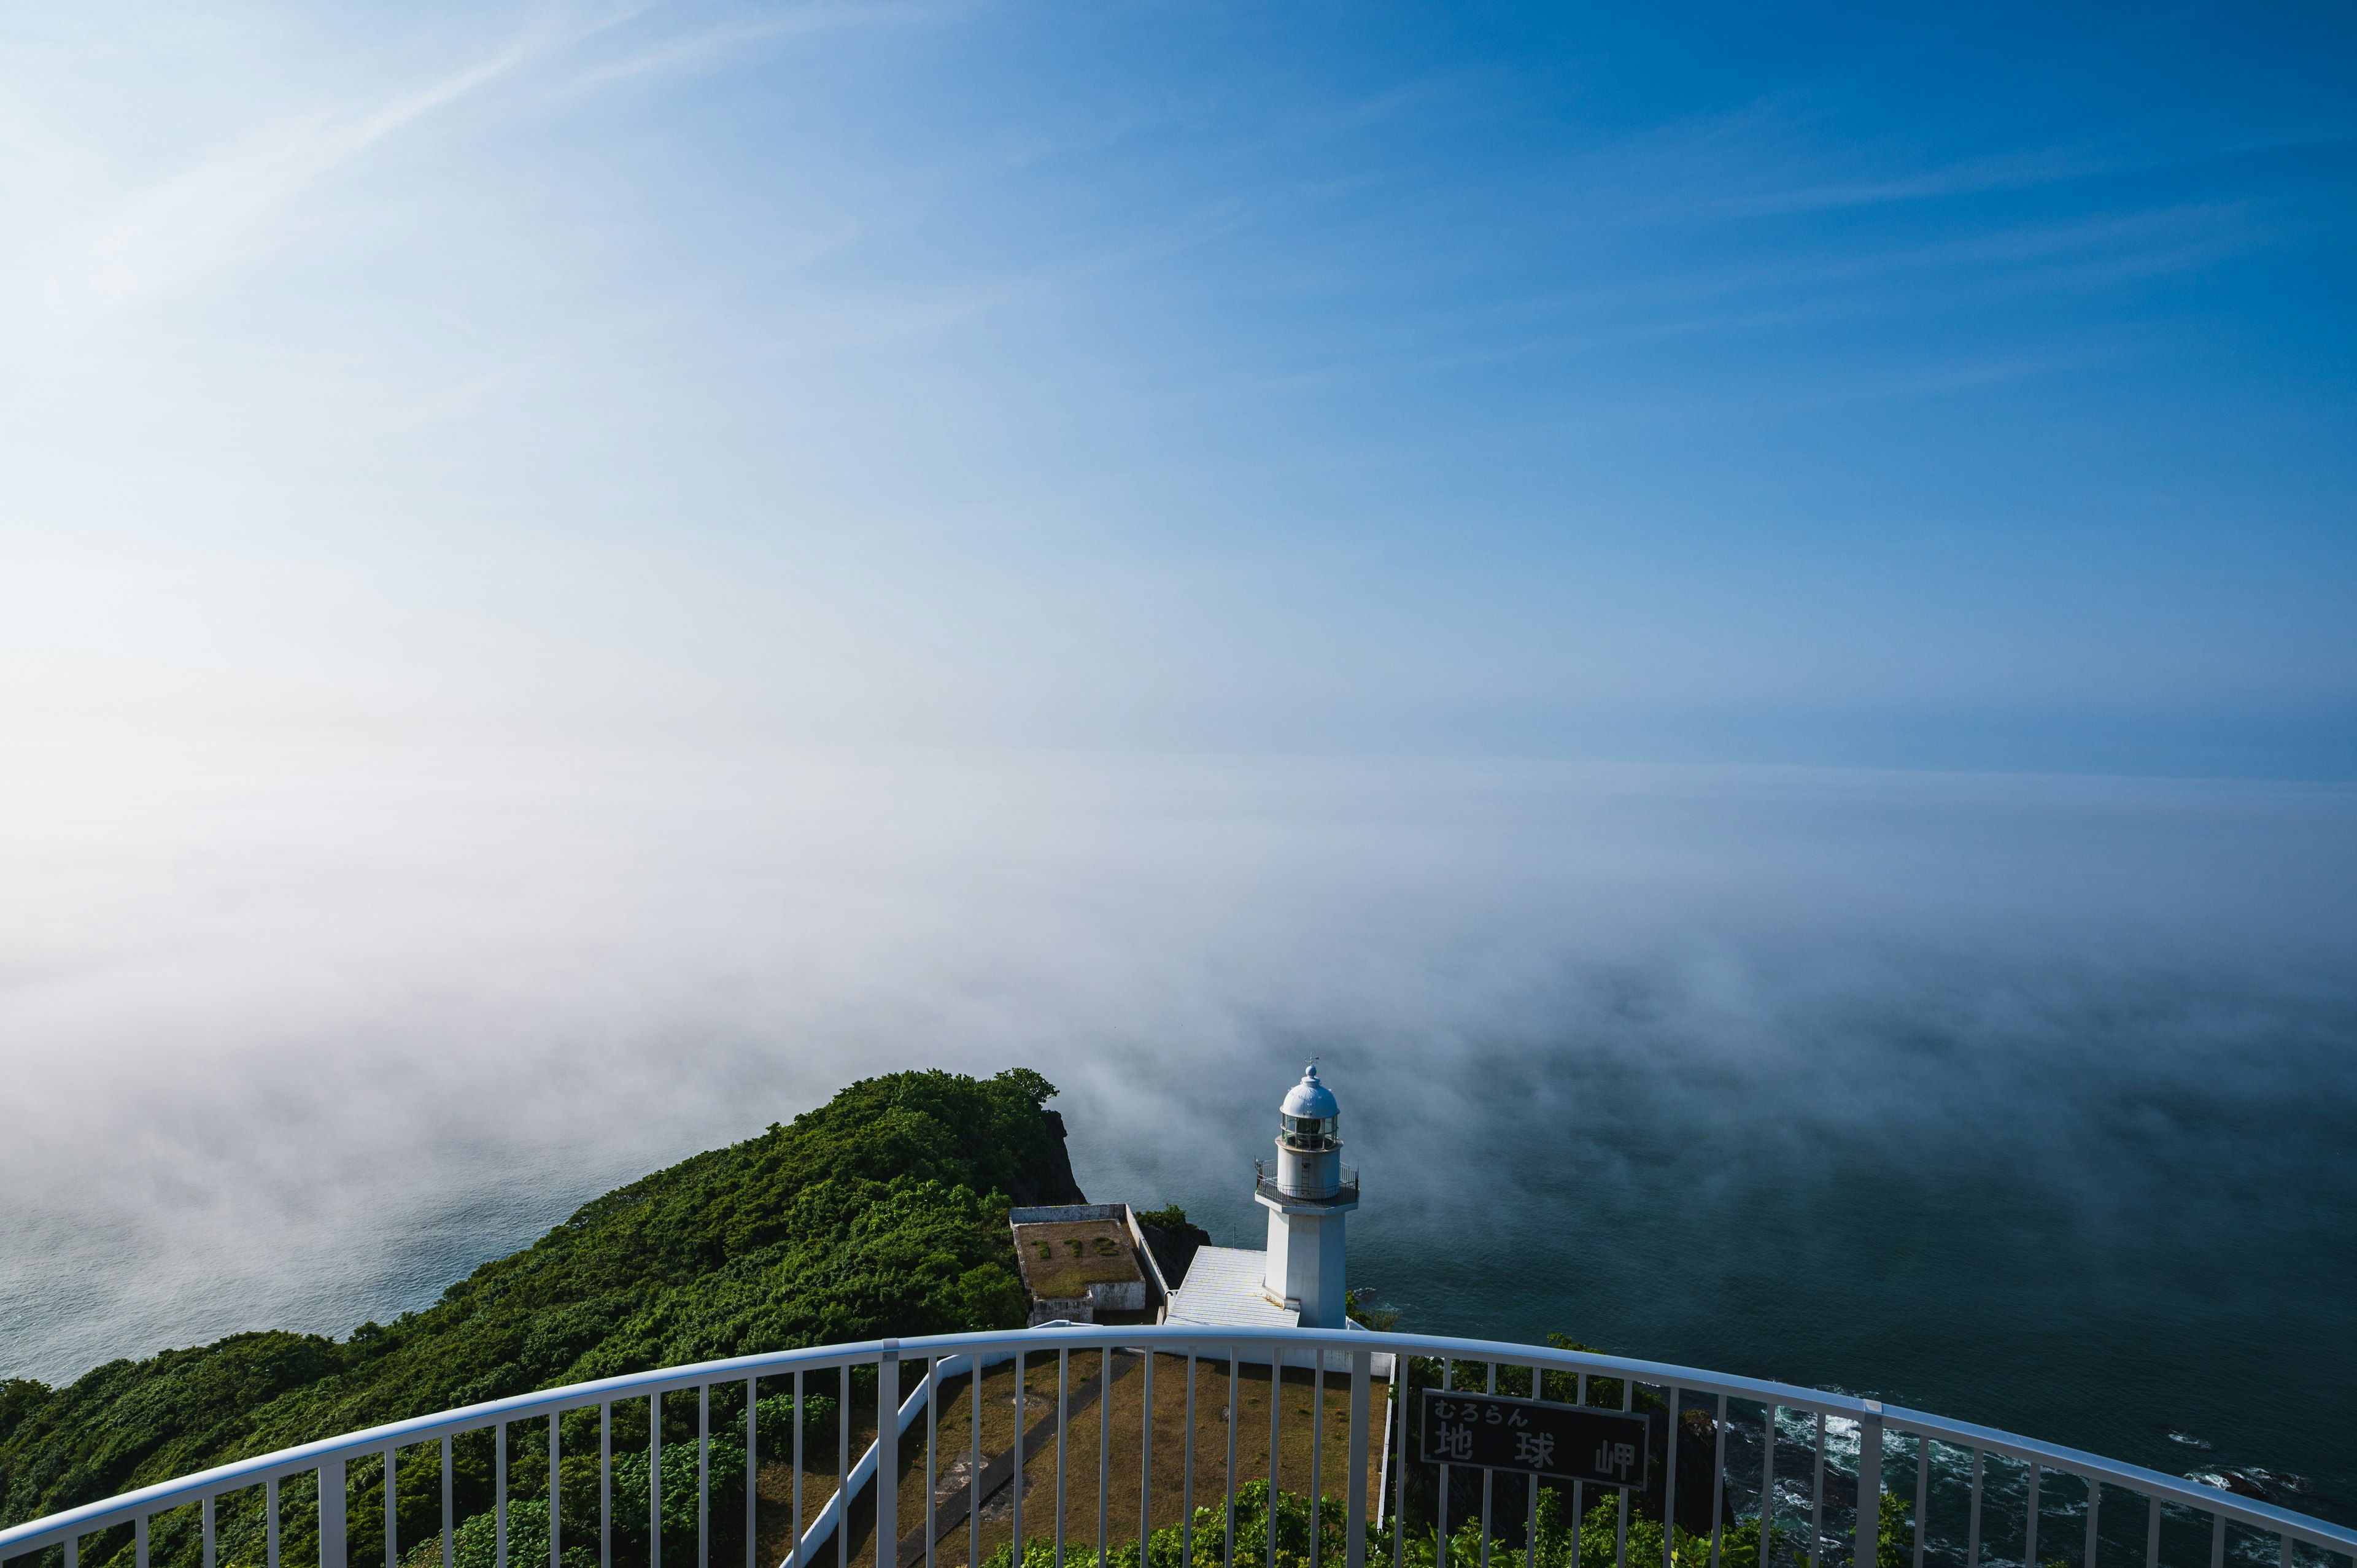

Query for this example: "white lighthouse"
[1160,1063,1371,1350]
[1256,1064,1358,1327]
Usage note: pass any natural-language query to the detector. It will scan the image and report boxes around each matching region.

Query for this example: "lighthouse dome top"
[1281,1064,1339,1119]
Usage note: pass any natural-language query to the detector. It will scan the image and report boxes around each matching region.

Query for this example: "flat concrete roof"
[1012,1217,1144,1301]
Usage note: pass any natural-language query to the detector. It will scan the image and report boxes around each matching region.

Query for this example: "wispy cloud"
[29,1,935,324]
[1496,77,2357,244]
[40,28,554,321]
[1779,349,2108,411]
[1267,200,2259,390]
[555,0,945,96]
[1699,119,2357,220]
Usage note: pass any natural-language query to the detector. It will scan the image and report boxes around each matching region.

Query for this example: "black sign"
[1418,1389,1651,1488]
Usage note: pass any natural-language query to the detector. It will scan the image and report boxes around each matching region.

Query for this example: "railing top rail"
[1252,1159,1357,1180]
[4,1324,2350,1559]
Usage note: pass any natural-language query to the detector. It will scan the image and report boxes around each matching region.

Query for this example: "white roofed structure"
[1162,1245,1300,1329]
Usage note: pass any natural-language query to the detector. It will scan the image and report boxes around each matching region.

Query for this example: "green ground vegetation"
[979,1480,1913,1568]
[0,1069,1080,1568]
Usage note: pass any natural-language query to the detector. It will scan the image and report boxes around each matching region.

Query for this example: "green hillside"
[0,1068,1083,1568]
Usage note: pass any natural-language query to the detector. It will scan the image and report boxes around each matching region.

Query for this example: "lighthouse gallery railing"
[1252,1162,1360,1207]
[2,1326,2348,1568]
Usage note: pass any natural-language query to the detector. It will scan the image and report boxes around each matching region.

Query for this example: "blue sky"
[3,1,2353,774]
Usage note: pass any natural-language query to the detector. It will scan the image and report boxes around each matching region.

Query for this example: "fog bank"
[2,737,2351,1398]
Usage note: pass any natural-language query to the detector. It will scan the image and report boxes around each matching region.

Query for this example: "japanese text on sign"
[1418,1390,1650,1488]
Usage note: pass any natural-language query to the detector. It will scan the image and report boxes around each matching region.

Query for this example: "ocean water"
[2,741,2350,1531]
[1115,1010,2357,1534]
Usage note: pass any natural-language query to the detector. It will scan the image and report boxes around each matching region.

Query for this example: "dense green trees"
[0,1069,1080,1568]
[1129,1207,1210,1286]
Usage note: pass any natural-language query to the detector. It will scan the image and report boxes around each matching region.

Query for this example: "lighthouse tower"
[1256,1064,1359,1327]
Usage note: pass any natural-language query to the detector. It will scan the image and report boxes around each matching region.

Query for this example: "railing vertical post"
[1315,1358,1328,1568]
[2145,1497,2161,1568]
[2026,1465,2042,1568]
[1271,1350,1285,1568]
[499,1423,510,1568]
[1059,1349,1072,1568]
[928,1357,941,1568]
[204,1492,217,1568]
[1438,1359,1452,1568]
[747,1378,759,1568]
[445,1434,456,1568]
[68,1531,80,1568]
[877,1352,899,1568]
[1226,1349,1240,1568]
[1614,1375,1631,1568]
[552,1416,563,1568]
[652,1392,665,1568]
[1347,1351,1371,1568]
[1965,1450,1981,1568]
[1568,1373,1587,1568]
[1660,1386,1678,1568]
[1377,1372,1396,1539]
[324,1458,349,1568]
[2208,1513,2224,1568]
[980,1357,991,1568]
[136,1514,149,1568]
[793,1370,806,1568]
[925,1358,940,1568]
[1013,1348,1025,1565]
[1710,1395,1728,1568]
[1098,1350,1112,1568]
[1855,1406,1883,1568]
[1184,1351,1197,1568]
[835,1373,848,1568]
[1402,1362,1423,1568]
[390,1445,403,1568]
[1809,1415,1826,1568]
[2085,1478,2100,1568]
[269,1472,282,1568]
[699,1388,710,1568]
[1139,1350,1155,1556]
[1759,1404,1776,1568]
[599,1407,610,1568]
[1520,1369,1538,1568]
[1479,1362,1493,1568]
[1913,1439,1928,1568]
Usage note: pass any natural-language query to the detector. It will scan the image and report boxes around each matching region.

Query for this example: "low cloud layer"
[2,738,2352,1411]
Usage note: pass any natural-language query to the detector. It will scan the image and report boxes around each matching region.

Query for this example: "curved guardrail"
[2,1326,2348,1568]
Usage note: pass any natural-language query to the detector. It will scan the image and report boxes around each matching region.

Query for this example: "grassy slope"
[0,1068,1082,1559]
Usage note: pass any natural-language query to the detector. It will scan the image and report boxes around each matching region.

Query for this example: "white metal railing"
[2,1326,2349,1568]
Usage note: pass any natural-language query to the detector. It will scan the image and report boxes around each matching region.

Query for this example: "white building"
[1165,1065,1374,1366]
